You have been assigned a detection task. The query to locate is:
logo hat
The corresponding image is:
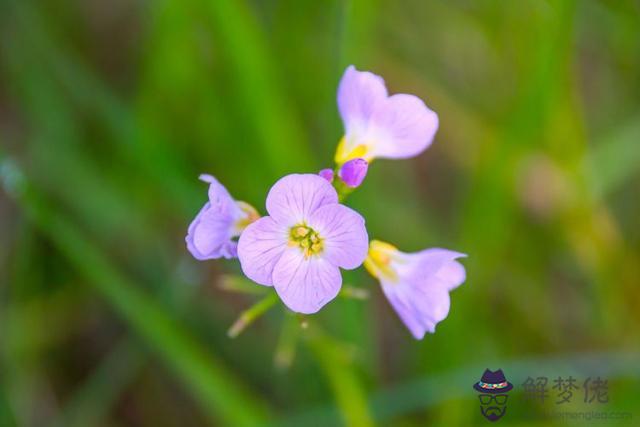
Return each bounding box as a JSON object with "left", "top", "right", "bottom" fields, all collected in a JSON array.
[{"left": 473, "top": 369, "right": 513, "bottom": 394}]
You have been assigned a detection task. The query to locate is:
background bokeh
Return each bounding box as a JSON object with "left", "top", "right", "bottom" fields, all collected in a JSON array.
[{"left": 1, "top": 0, "right": 639, "bottom": 426}]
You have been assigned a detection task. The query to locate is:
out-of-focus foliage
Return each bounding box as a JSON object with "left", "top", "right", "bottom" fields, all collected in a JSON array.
[{"left": 1, "top": 0, "right": 639, "bottom": 426}]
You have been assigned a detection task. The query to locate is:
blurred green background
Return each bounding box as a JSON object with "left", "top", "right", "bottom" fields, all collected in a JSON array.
[{"left": 1, "top": 0, "right": 639, "bottom": 426}]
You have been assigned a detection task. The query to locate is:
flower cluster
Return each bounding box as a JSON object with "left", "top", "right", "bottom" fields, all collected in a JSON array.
[{"left": 186, "top": 65, "right": 467, "bottom": 339}]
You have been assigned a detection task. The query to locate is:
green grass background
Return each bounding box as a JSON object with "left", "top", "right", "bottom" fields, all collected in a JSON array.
[{"left": 1, "top": 0, "right": 639, "bottom": 426}]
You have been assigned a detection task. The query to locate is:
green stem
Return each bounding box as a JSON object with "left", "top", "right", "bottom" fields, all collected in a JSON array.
[
  {"left": 331, "top": 164, "right": 358, "bottom": 202},
  {"left": 334, "top": 178, "right": 356, "bottom": 202},
  {"left": 0, "top": 384, "right": 17, "bottom": 427},
  {"left": 273, "top": 313, "right": 299, "bottom": 370},
  {"left": 339, "top": 286, "right": 370, "bottom": 300},
  {"left": 305, "top": 327, "right": 374, "bottom": 427},
  {"left": 227, "top": 293, "right": 279, "bottom": 338},
  {"left": 218, "top": 274, "right": 269, "bottom": 295}
]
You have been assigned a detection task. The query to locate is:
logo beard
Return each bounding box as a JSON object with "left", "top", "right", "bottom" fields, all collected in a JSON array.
[{"left": 481, "top": 405, "right": 506, "bottom": 421}]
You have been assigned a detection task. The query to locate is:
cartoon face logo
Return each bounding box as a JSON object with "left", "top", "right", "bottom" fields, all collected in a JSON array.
[{"left": 473, "top": 369, "right": 513, "bottom": 422}]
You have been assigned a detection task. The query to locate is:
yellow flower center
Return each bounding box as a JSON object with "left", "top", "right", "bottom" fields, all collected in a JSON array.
[
  {"left": 334, "top": 136, "right": 371, "bottom": 165},
  {"left": 363, "top": 240, "right": 399, "bottom": 282},
  {"left": 233, "top": 201, "right": 260, "bottom": 233},
  {"left": 289, "top": 224, "right": 324, "bottom": 258}
]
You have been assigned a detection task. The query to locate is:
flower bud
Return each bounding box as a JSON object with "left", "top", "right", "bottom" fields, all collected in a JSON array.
[
  {"left": 318, "top": 168, "right": 334, "bottom": 183},
  {"left": 338, "top": 158, "right": 368, "bottom": 188}
]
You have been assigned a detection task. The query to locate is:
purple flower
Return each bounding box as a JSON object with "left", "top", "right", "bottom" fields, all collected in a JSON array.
[
  {"left": 338, "top": 158, "right": 368, "bottom": 188},
  {"left": 237, "top": 174, "right": 369, "bottom": 314},
  {"left": 318, "top": 168, "right": 334, "bottom": 183},
  {"left": 335, "top": 65, "right": 439, "bottom": 164},
  {"left": 186, "top": 174, "right": 259, "bottom": 260},
  {"left": 364, "top": 240, "right": 466, "bottom": 339}
]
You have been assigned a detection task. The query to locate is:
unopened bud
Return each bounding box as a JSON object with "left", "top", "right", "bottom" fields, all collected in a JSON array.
[
  {"left": 338, "top": 158, "right": 368, "bottom": 188},
  {"left": 318, "top": 168, "right": 334, "bottom": 183}
]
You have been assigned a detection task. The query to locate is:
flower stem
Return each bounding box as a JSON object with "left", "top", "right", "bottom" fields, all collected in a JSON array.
[
  {"left": 332, "top": 171, "right": 356, "bottom": 202},
  {"left": 227, "top": 292, "right": 279, "bottom": 338},
  {"left": 273, "top": 313, "right": 299, "bottom": 370},
  {"left": 339, "top": 285, "right": 370, "bottom": 300},
  {"left": 218, "top": 274, "right": 269, "bottom": 295},
  {"left": 305, "top": 326, "right": 373, "bottom": 427}
]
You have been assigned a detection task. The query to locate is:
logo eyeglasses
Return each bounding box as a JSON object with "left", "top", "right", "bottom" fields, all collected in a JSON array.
[{"left": 478, "top": 394, "right": 508, "bottom": 405}]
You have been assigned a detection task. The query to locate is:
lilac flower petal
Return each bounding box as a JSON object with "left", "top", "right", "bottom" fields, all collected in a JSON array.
[
  {"left": 308, "top": 204, "right": 368, "bottom": 269},
  {"left": 381, "top": 287, "right": 430, "bottom": 339},
  {"left": 185, "top": 174, "right": 249, "bottom": 261},
  {"left": 338, "top": 158, "right": 368, "bottom": 188},
  {"left": 437, "top": 259, "right": 466, "bottom": 291},
  {"left": 265, "top": 174, "right": 338, "bottom": 225},
  {"left": 186, "top": 202, "right": 236, "bottom": 260},
  {"left": 218, "top": 242, "right": 238, "bottom": 259},
  {"left": 382, "top": 282, "right": 450, "bottom": 339},
  {"left": 272, "top": 248, "right": 342, "bottom": 314},
  {"left": 338, "top": 65, "right": 388, "bottom": 136},
  {"left": 236, "top": 172, "right": 371, "bottom": 313},
  {"left": 408, "top": 282, "right": 451, "bottom": 329},
  {"left": 368, "top": 93, "right": 439, "bottom": 159},
  {"left": 373, "top": 246, "right": 466, "bottom": 339},
  {"left": 199, "top": 174, "right": 239, "bottom": 215},
  {"left": 318, "top": 168, "right": 334, "bottom": 183},
  {"left": 237, "top": 216, "right": 288, "bottom": 286},
  {"left": 408, "top": 248, "right": 467, "bottom": 286}
]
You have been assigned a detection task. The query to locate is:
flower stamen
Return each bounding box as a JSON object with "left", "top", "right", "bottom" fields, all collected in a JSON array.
[
  {"left": 335, "top": 136, "right": 370, "bottom": 165},
  {"left": 289, "top": 224, "right": 324, "bottom": 258},
  {"left": 233, "top": 201, "right": 260, "bottom": 233},
  {"left": 364, "top": 240, "right": 399, "bottom": 282}
]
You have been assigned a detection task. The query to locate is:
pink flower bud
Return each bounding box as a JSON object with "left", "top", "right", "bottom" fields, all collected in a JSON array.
[
  {"left": 318, "top": 168, "right": 334, "bottom": 183},
  {"left": 338, "top": 158, "right": 368, "bottom": 188}
]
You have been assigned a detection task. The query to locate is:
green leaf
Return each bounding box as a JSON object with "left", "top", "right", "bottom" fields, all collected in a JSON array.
[{"left": 1, "top": 156, "right": 270, "bottom": 427}]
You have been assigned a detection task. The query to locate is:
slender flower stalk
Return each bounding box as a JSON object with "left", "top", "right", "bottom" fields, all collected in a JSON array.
[
  {"left": 339, "top": 286, "right": 370, "bottom": 300},
  {"left": 218, "top": 275, "right": 269, "bottom": 295},
  {"left": 227, "top": 293, "right": 279, "bottom": 338},
  {"left": 273, "top": 314, "right": 300, "bottom": 370}
]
